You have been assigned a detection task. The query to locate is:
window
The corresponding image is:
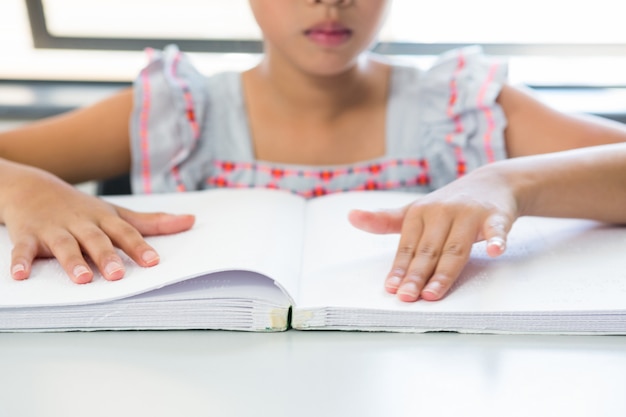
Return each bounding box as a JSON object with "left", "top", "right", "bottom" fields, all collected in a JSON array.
[
  {"left": 31, "top": 0, "right": 626, "bottom": 55},
  {"left": 3, "top": 0, "right": 626, "bottom": 85},
  {"left": 30, "top": 0, "right": 263, "bottom": 53}
]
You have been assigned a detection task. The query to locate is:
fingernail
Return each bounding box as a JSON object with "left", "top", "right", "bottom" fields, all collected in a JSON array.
[
  {"left": 73, "top": 265, "right": 91, "bottom": 281},
  {"left": 105, "top": 260, "right": 124, "bottom": 278},
  {"left": 397, "top": 282, "right": 419, "bottom": 299},
  {"left": 386, "top": 276, "right": 402, "bottom": 291},
  {"left": 487, "top": 236, "right": 505, "bottom": 249},
  {"left": 11, "top": 264, "right": 26, "bottom": 279},
  {"left": 423, "top": 280, "right": 442, "bottom": 298},
  {"left": 142, "top": 250, "right": 160, "bottom": 265},
  {"left": 487, "top": 237, "right": 506, "bottom": 257}
]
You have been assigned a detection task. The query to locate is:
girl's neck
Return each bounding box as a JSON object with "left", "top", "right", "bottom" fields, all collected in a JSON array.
[
  {"left": 245, "top": 52, "right": 389, "bottom": 121},
  {"left": 242, "top": 52, "right": 391, "bottom": 165}
]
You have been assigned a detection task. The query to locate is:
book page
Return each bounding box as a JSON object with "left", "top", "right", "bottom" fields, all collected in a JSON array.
[
  {"left": 296, "top": 191, "right": 414, "bottom": 303},
  {"left": 297, "top": 191, "right": 626, "bottom": 313},
  {"left": 0, "top": 188, "right": 305, "bottom": 308}
]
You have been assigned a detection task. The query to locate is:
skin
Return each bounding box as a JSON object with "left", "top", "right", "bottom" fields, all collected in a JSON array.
[
  {"left": 369, "top": 90, "right": 626, "bottom": 302},
  {"left": 349, "top": 143, "right": 626, "bottom": 301},
  {"left": 1, "top": 0, "right": 626, "bottom": 300},
  {"left": 244, "top": 0, "right": 391, "bottom": 165},
  {"left": 0, "top": 160, "right": 195, "bottom": 283}
]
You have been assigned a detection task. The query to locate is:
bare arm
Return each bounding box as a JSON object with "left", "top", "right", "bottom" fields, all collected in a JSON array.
[
  {"left": 0, "top": 88, "right": 134, "bottom": 184},
  {"left": 499, "top": 85, "right": 626, "bottom": 157},
  {"left": 510, "top": 143, "right": 626, "bottom": 223}
]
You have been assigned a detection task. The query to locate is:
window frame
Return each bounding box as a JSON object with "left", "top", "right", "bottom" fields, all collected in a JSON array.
[
  {"left": 4, "top": 1, "right": 625, "bottom": 126},
  {"left": 25, "top": 0, "right": 626, "bottom": 56}
]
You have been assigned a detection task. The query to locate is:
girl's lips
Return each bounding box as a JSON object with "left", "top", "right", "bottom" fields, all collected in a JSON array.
[{"left": 304, "top": 22, "right": 353, "bottom": 47}]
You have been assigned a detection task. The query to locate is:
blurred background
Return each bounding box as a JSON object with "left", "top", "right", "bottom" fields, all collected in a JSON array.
[{"left": 1, "top": 0, "right": 626, "bottom": 132}]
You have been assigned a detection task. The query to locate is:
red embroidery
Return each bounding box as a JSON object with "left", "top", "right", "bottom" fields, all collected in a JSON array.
[
  {"left": 271, "top": 168, "right": 285, "bottom": 179},
  {"left": 312, "top": 186, "right": 327, "bottom": 197},
  {"left": 221, "top": 161, "right": 235, "bottom": 172},
  {"left": 368, "top": 164, "right": 382, "bottom": 174},
  {"left": 206, "top": 157, "right": 432, "bottom": 198},
  {"left": 457, "top": 161, "right": 467, "bottom": 176},
  {"left": 364, "top": 180, "right": 379, "bottom": 190},
  {"left": 210, "top": 177, "right": 229, "bottom": 187}
]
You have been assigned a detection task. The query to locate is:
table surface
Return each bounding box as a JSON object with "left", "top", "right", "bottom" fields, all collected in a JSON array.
[
  {"left": 1, "top": 121, "right": 626, "bottom": 416},
  {"left": 1, "top": 330, "right": 625, "bottom": 417}
]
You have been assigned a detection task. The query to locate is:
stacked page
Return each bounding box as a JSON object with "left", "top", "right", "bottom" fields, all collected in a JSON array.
[
  {"left": 0, "top": 190, "right": 299, "bottom": 331},
  {"left": 294, "top": 191, "right": 626, "bottom": 334},
  {"left": 1, "top": 188, "right": 626, "bottom": 334}
]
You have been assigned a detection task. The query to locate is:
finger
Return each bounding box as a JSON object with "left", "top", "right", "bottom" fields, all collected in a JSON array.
[
  {"left": 71, "top": 225, "right": 126, "bottom": 281},
  {"left": 385, "top": 209, "right": 424, "bottom": 296},
  {"left": 44, "top": 231, "right": 94, "bottom": 284},
  {"left": 348, "top": 207, "right": 406, "bottom": 234},
  {"left": 396, "top": 217, "right": 453, "bottom": 302},
  {"left": 419, "top": 222, "right": 478, "bottom": 301},
  {"left": 116, "top": 207, "right": 195, "bottom": 236},
  {"left": 482, "top": 214, "right": 514, "bottom": 258},
  {"left": 99, "top": 216, "right": 161, "bottom": 268},
  {"left": 10, "top": 234, "right": 38, "bottom": 280}
]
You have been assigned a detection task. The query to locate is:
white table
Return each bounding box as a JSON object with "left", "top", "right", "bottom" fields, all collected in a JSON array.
[
  {"left": 1, "top": 330, "right": 625, "bottom": 417},
  {"left": 1, "top": 119, "right": 626, "bottom": 416}
]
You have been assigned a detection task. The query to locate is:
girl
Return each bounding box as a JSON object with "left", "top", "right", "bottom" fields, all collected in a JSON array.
[{"left": 1, "top": 0, "right": 625, "bottom": 302}]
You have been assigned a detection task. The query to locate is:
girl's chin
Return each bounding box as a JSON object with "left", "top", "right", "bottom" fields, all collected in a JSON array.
[{"left": 297, "top": 56, "right": 362, "bottom": 77}]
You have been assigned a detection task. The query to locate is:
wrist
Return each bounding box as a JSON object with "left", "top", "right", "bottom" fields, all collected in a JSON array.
[
  {"left": 475, "top": 159, "right": 535, "bottom": 218},
  {"left": 500, "top": 161, "right": 535, "bottom": 218},
  {"left": 489, "top": 154, "right": 566, "bottom": 218},
  {"left": 0, "top": 160, "right": 69, "bottom": 222}
]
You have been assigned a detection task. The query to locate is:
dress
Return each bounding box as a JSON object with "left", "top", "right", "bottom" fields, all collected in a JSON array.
[{"left": 129, "top": 45, "right": 508, "bottom": 198}]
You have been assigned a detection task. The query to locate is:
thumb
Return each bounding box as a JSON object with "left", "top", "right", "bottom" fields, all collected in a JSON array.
[
  {"left": 482, "top": 213, "right": 514, "bottom": 258},
  {"left": 348, "top": 207, "right": 406, "bottom": 234},
  {"left": 116, "top": 206, "right": 196, "bottom": 236}
]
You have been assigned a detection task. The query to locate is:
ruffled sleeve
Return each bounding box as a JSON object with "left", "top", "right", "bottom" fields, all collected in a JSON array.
[
  {"left": 129, "top": 45, "right": 209, "bottom": 194},
  {"left": 415, "top": 46, "right": 509, "bottom": 189}
]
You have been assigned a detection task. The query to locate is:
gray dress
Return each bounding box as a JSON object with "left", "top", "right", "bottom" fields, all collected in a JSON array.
[{"left": 130, "top": 45, "right": 508, "bottom": 197}]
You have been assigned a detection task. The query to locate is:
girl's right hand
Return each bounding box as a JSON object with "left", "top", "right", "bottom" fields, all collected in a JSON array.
[{"left": 0, "top": 161, "right": 195, "bottom": 283}]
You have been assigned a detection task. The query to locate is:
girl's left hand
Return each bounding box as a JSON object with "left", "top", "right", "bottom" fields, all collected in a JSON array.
[{"left": 348, "top": 165, "right": 519, "bottom": 302}]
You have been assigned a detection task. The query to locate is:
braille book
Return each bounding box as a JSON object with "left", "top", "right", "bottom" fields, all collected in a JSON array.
[{"left": 1, "top": 188, "right": 625, "bottom": 334}]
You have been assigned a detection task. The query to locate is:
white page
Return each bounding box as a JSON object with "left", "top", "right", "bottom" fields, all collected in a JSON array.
[
  {"left": 124, "top": 270, "right": 287, "bottom": 305},
  {"left": 297, "top": 191, "right": 626, "bottom": 313},
  {"left": 0, "top": 188, "right": 305, "bottom": 307},
  {"left": 296, "top": 191, "right": 414, "bottom": 305}
]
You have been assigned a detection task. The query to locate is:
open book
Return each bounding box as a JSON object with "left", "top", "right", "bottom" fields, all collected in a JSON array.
[{"left": 1, "top": 188, "right": 626, "bottom": 334}]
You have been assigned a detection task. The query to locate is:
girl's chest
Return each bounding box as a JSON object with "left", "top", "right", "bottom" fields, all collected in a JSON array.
[{"left": 248, "top": 105, "right": 388, "bottom": 166}]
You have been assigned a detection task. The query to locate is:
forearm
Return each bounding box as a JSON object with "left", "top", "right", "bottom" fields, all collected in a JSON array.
[
  {"left": 0, "top": 159, "right": 23, "bottom": 220},
  {"left": 497, "top": 143, "right": 626, "bottom": 223},
  {"left": 0, "top": 88, "right": 134, "bottom": 184}
]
